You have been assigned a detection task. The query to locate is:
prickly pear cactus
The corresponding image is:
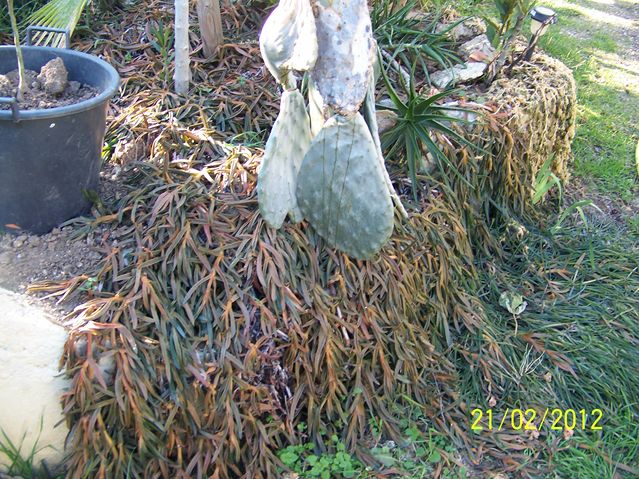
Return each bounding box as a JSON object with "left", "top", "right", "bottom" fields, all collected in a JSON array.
[
  {"left": 259, "top": 0, "right": 317, "bottom": 85},
  {"left": 307, "top": 78, "right": 325, "bottom": 136},
  {"left": 311, "top": 0, "right": 375, "bottom": 116},
  {"left": 257, "top": 89, "right": 312, "bottom": 228},
  {"left": 296, "top": 114, "right": 394, "bottom": 259},
  {"left": 257, "top": 0, "right": 403, "bottom": 259},
  {"left": 361, "top": 76, "right": 408, "bottom": 219}
]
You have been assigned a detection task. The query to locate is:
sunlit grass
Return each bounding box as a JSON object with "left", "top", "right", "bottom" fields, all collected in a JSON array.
[{"left": 539, "top": 0, "right": 638, "bottom": 202}]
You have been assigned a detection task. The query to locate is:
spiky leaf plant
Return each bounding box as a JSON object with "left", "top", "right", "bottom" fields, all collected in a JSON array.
[
  {"left": 379, "top": 59, "right": 476, "bottom": 199},
  {"left": 371, "top": 0, "right": 461, "bottom": 80}
]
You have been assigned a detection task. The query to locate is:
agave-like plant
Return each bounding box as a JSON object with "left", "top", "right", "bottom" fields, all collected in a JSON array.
[
  {"left": 379, "top": 58, "right": 476, "bottom": 199},
  {"left": 370, "top": 0, "right": 462, "bottom": 80}
]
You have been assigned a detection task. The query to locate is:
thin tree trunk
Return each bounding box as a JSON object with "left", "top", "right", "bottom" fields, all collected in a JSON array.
[
  {"left": 6, "top": 0, "right": 27, "bottom": 101},
  {"left": 485, "top": 12, "right": 525, "bottom": 85},
  {"left": 196, "top": 0, "right": 223, "bottom": 58},
  {"left": 174, "top": 0, "right": 191, "bottom": 95}
]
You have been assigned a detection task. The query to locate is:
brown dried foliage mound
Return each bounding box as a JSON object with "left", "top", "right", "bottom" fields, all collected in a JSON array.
[{"left": 29, "top": 2, "right": 577, "bottom": 477}]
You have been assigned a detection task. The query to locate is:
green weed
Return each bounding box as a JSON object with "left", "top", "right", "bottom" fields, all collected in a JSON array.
[
  {"left": 277, "top": 433, "right": 366, "bottom": 479},
  {"left": 0, "top": 425, "right": 63, "bottom": 479}
]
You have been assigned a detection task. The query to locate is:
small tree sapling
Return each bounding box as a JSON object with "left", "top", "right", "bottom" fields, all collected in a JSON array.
[
  {"left": 5, "top": 0, "right": 28, "bottom": 101},
  {"left": 173, "top": 0, "right": 191, "bottom": 94}
]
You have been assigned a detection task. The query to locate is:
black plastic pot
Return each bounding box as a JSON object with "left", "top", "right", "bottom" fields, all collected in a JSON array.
[{"left": 0, "top": 45, "right": 119, "bottom": 234}]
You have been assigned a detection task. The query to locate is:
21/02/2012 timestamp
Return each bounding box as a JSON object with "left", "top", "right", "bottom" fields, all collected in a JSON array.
[{"left": 470, "top": 408, "right": 603, "bottom": 432}]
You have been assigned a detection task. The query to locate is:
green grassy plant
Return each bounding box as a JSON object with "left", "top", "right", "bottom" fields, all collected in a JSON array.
[
  {"left": 148, "top": 19, "right": 174, "bottom": 89},
  {"left": 371, "top": 0, "right": 460, "bottom": 78},
  {"left": 537, "top": 1, "right": 638, "bottom": 202},
  {"left": 0, "top": 425, "right": 63, "bottom": 479},
  {"left": 0, "top": 0, "right": 46, "bottom": 34}
]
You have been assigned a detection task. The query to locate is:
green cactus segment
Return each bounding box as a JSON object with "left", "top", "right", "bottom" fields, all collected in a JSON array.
[
  {"left": 259, "top": 0, "right": 317, "bottom": 85},
  {"left": 361, "top": 76, "right": 383, "bottom": 155},
  {"left": 307, "top": 77, "right": 326, "bottom": 136},
  {"left": 257, "top": 89, "right": 312, "bottom": 228},
  {"left": 361, "top": 78, "right": 408, "bottom": 218},
  {"left": 297, "top": 113, "right": 394, "bottom": 259}
]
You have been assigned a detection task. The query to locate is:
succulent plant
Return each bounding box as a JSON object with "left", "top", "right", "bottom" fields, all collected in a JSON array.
[
  {"left": 257, "top": 89, "right": 312, "bottom": 228},
  {"left": 311, "top": 0, "right": 375, "bottom": 116},
  {"left": 258, "top": 0, "right": 405, "bottom": 258},
  {"left": 297, "top": 114, "right": 395, "bottom": 259},
  {"left": 259, "top": 0, "right": 317, "bottom": 87}
]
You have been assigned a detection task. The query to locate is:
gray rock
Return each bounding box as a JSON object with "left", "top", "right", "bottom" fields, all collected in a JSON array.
[
  {"left": 430, "top": 62, "right": 487, "bottom": 89},
  {"left": 436, "top": 17, "right": 487, "bottom": 43},
  {"left": 12, "top": 235, "right": 28, "bottom": 248},
  {"left": 0, "top": 74, "right": 12, "bottom": 97},
  {"left": 441, "top": 101, "right": 479, "bottom": 123},
  {"left": 0, "top": 252, "right": 12, "bottom": 265},
  {"left": 37, "top": 57, "right": 68, "bottom": 95},
  {"left": 68, "top": 80, "right": 81, "bottom": 94},
  {"left": 376, "top": 109, "right": 398, "bottom": 135},
  {"left": 459, "top": 34, "right": 496, "bottom": 62}
]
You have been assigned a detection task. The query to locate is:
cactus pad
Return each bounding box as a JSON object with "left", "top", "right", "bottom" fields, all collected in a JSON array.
[
  {"left": 259, "top": 0, "right": 317, "bottom": 84},
  {"left": 257, "top": 89, "right": 312, "bottom": 228},
  {"left": 297, "top": 113, "right": 394, "bottom": 259}
]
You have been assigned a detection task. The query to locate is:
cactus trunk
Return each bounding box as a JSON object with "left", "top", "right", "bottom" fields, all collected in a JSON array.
[{"left": 258, "top": 0, "right": 403, "bottom": 259}]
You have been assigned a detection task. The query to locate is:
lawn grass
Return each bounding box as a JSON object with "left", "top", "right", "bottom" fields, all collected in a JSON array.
[
  {"left": 537, "top": 1, "right": 639, "bottom": 203},
  {"left": 0, "top": 0, "right": 48, "bottom": 36},
  {"left": 478, "top": 223, "right": 639, "bottom": 478}
]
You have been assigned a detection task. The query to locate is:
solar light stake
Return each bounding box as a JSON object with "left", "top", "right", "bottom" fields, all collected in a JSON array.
[{"left": 523, "top": 6, "right": 557, "bottom": 61}]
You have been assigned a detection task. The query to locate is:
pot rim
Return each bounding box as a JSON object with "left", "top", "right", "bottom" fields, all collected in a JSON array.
[{"left": 0, "top": 45, "right": 119, "bottom": 121}]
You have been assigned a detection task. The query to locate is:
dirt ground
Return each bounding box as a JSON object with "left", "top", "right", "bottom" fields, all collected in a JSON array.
[{"left": 0, "top": 174, "right": 119, "bottom": 321}]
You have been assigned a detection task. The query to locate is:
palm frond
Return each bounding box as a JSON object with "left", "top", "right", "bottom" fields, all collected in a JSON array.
[{"left": 26, "top": 0, "right": 88, "bottom": 47}]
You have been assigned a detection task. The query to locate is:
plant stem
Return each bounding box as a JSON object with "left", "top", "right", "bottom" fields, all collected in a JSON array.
[
  {"left": 173, "top": 0, "right": 191, "bottom": 95},
  {"left": 485, "top": 11, "right": 525, "bottom": 85},
  {"left": 6, "top": 0, "right": 28, "bottom": 102}
]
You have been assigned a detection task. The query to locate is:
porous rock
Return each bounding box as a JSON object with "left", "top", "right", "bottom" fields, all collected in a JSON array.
[
  {"left": 0, "top": 288, "right": 69, "bottom": 469},
  {"left": 436, "top": 17, "right": 487, "bottom": 42},
  {"left": 0, "top": 74, "right": 12, "bottom": 97},
  {"left": 430, "top": 62, "right": 487, "bottom": 89},
  {"left": 37, "top": 57, "right": 68, "bottom": 95},
  {"left": 376, "top": 109, "right": 398, "bottom": 135},
  {"left": 459, "top": 34, "right": 496, "bottom": 62}
]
